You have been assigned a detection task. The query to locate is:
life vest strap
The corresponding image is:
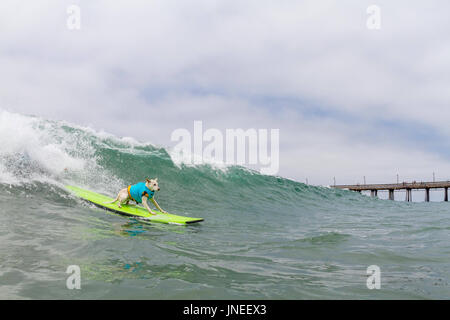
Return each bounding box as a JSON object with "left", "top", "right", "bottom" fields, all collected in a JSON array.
[{"left": 127, "top": 185, "right": 137, "bottom": 202}]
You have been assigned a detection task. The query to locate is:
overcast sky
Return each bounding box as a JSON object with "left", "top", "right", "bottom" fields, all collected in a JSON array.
[{"left": 1, "top": 0, "right": 450, "bottom": 185}]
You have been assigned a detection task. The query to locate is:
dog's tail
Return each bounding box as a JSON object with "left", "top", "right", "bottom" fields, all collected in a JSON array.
[{"left": 104, "top": 195, "right": 119, "bottom": 204}]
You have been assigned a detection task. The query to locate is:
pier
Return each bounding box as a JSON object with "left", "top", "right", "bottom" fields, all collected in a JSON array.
[{"left": 332, "top": 181, "right": 450, "bottom": 202}]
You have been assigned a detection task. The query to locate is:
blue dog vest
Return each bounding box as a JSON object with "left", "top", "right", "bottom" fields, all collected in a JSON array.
[{"left": 128, "top": 182, "right": 154, "bottom": 203}]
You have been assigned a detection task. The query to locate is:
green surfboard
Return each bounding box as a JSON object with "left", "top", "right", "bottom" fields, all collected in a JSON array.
[{"left": 66, "top": 185, "right": 204, "bottom": 225}]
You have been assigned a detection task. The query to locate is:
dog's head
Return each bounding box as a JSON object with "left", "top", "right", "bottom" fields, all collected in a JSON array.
[{"left": 145, "top": 178, "right": 160, "bottom": 192}]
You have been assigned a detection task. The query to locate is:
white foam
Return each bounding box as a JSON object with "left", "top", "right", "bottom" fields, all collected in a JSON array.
[
  {"left": 0, "top": 110, "right": 246, "bottom": 190},
  {"left": 0, "top": 110, "right": 171, "bottom": 196},
  {"left": 0, "top": 110, "right": 93, "bottom": 185},
  {"left": 168, "top": 146, "right": 229, "bottom": 172},
  {"left": 62, "top": 121, "right": 154, "bottom": 149}
]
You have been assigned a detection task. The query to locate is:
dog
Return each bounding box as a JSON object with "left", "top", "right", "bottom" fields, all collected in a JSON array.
[{"left": 107, "top": 178, "right": 167, "bottom": 215}]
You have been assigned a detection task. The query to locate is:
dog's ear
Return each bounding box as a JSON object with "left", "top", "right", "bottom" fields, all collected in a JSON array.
[
  {"left": 155, "top": 178, "right": 158, "bottom": 181},
  {"left": 145, "top": 178, "right": 150, "bottom": 183}
]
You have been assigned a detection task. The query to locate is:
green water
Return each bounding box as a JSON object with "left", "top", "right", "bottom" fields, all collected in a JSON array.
[{"left": 0, "top": 111, "right": 449, "bottom": 299}]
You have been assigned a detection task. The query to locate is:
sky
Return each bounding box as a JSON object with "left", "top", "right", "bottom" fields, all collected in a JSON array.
[{"left": 1, "top": 0, "right": 450, "bottom": 185}]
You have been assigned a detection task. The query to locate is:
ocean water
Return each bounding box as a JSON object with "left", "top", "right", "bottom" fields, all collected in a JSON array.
[{"left": 0, "top": 110, "right": 448, "bottom": 299}]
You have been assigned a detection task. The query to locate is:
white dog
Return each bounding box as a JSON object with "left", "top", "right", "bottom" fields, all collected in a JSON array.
[{"left": 107, "top": 178, "right": 166, "bottom": 215}]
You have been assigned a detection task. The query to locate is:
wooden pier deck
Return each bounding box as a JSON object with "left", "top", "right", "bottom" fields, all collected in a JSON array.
[{"left": 332, "top": 181, "right": 450, "bottom": 202}]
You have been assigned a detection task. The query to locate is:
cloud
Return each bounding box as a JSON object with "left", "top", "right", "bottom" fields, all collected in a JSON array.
[{"left": 1, "top": 0, "right": 450, "bottom": 184}]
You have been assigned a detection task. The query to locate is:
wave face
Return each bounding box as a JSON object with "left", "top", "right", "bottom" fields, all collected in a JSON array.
[{"left": 0, "top": 110, "right": 449, "bottom": 299}]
